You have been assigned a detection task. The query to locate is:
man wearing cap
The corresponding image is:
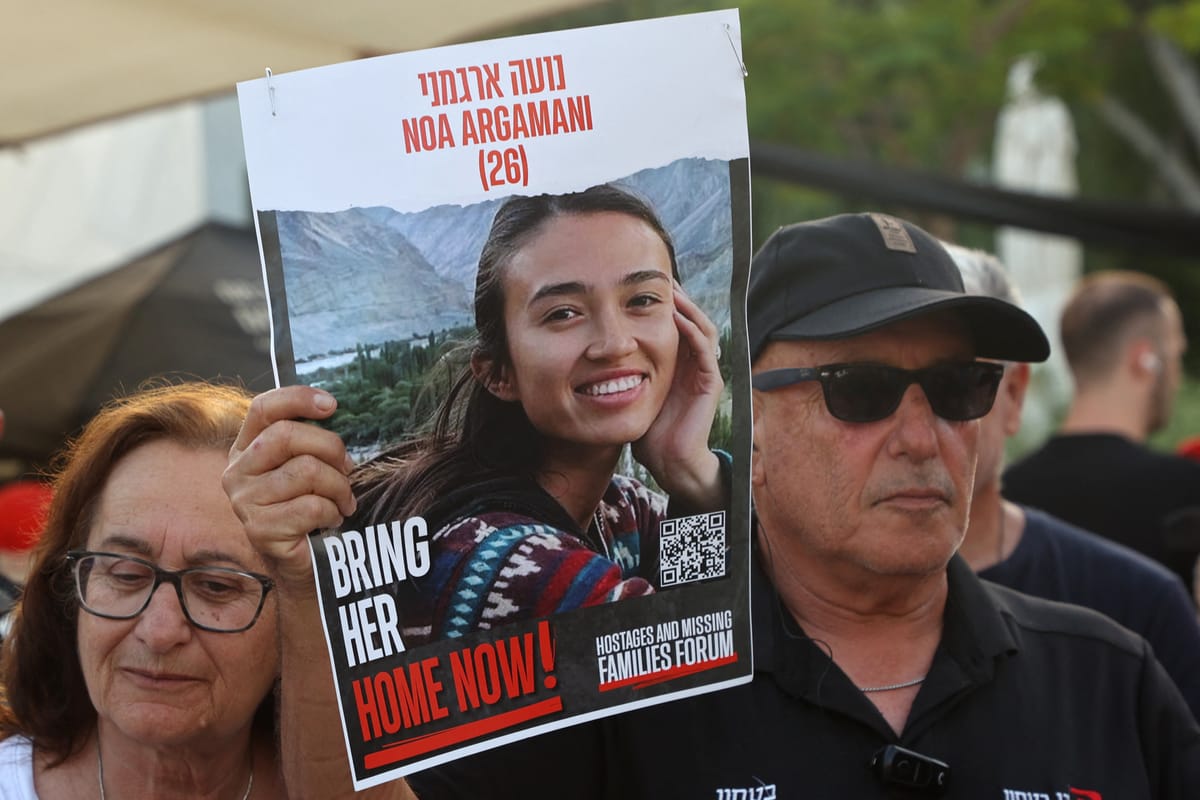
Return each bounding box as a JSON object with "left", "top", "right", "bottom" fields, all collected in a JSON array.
[
  {"left": 409, "top": 213, "right": 1199, "bottom": 799},
  {"left": 596, "top": 214, "right": 1197, "bottom": 797}
]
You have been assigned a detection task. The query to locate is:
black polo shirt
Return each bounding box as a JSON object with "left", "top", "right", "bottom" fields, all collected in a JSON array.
[{"left": 411, "top": 556, "right": 1200, "bottom": 798}]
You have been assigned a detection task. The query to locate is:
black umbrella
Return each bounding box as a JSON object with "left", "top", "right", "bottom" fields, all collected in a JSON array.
[{"left": 0, "top": 223, "right": 275, "bottom": 474}]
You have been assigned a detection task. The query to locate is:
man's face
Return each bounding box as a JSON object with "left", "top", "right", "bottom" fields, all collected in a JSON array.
[{"left": 751, "top": 313, "right": 980, "bottom": 582}]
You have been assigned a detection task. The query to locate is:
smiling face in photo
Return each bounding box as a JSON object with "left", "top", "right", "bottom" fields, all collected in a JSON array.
[
  {"left": 493, "top": 210, "right": 680, "bottom": 461},
  {"left": 76, "top": 440, "right": 278, "bottom": 749}
]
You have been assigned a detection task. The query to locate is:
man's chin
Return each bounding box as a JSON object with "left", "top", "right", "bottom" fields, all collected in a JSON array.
[{"left": 861, "top": 534, "right": 959, "bottom": 578}]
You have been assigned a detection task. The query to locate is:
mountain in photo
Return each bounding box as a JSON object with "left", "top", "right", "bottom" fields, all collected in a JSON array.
[{"left": 274, "top": 157, "right": 735, "bottom": 363}]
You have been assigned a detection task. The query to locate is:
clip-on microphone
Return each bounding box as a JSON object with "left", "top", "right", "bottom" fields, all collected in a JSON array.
[{"left": 870, "top": 744, "right": 950, "bottom": 795}]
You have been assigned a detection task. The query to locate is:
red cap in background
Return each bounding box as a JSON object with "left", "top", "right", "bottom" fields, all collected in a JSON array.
[
  {"left": 0, "top": 481, "right": 52, "bottom": 552},
  {"left": 1177, "top": 435, "right": 1200, "bottom": 463}
]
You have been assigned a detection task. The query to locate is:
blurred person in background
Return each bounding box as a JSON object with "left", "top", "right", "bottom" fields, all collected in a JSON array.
[
  {"left": 0, "top": 479, "right": 53, "bottom": 639},
  {"left": 0, "top": 383, "right": 287, "bottom": 799},
  {"left": 950, "top": 244, "right": 1200, "bottom": 719},
  {"left": 1177, "top": 434, "right": 1200, "bottom": 462},
  {"left": 1004, "top": 270, "right": 1200, "bottom": 598}
]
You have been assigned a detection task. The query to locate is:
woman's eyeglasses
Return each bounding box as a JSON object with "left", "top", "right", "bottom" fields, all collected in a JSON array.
[
  {"left": 751, "top": 361, "right": 1004, "bottom": 423},
  {"left": 65, "top": 551, "right": 274, "bottom": 633}
]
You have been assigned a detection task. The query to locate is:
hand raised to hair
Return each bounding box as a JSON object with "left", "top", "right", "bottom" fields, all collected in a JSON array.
[
  {"left": 632, "top": 283, "right": 726, "bottom": 512},
  {"left": 223, "top": 385, "right": 357, "bottom": 591}
]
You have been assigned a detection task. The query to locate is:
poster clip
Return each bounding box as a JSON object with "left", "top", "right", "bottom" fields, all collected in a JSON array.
[
  {"left": 265, "top": 68, "right": 277, "bottom": 117},
  {"left": 724, "top": 24, "right": 748, "bottom": 77}
]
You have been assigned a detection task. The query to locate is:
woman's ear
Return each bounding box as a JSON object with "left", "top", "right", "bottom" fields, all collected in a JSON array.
[{"left": 471, "top": 353, "right": 519, "bottom": 402}]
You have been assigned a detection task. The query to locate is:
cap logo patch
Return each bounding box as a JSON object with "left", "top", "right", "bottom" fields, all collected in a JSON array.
[{"left": 869, "top": 213, "right": 917, "bottom": 253}]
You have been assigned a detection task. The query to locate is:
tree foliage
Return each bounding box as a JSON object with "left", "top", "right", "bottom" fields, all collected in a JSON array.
[
  {"left": 501, "top": 0, "right": 1200, "bottom": 372},
  {"left": 307, "top": 331, "right": 468, "bottom": 452}
]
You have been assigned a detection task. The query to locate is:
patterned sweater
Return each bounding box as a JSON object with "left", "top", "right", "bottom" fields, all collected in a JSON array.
[{"left": 395, "top": 474, "right": 667, "bottom": 647}]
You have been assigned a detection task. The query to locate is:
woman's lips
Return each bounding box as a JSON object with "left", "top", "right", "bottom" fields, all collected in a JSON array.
[
  {"left": 578, "top": 373, "right": 646, "bottom": 397},
  {"left": 122, "top": 667, "right": 201, "bottom": 688}
]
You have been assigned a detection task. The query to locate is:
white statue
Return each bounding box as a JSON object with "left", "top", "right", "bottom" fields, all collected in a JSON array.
[
  {"left": 995, "top": 56, "right": 1079, "bottom": 199},
  {"left": 994, "top": 55, "right": 1083, "bottom": 445}
]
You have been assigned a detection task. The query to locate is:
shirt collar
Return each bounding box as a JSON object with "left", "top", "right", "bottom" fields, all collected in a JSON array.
[{"left": 751, "top": 550, "right": 1019, "bottom": 703}]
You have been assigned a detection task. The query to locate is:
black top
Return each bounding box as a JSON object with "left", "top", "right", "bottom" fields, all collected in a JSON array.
[
  {"left": 411, "top": 555, "right": 1200, "bottom": 798},
  {"left": 981, "top": 505, "right": 1200, "bottom": 720},
  {"left": 1003, "top": 433, "right": 1200, "bottom": 592}
]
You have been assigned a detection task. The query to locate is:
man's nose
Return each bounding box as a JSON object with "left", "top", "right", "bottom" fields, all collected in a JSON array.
[{"left": 886, "top": 383, "right": 941, "bottom": 460}]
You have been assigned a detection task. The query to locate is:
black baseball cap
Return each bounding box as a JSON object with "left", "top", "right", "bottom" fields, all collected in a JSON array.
[{"left": 748, "top": 213, "right": 1050, "bottom": 363}]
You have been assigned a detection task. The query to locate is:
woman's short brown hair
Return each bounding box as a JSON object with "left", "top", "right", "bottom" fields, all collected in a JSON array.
[{"left": 0, "top": 381, "right": 260, "bottom": 761}]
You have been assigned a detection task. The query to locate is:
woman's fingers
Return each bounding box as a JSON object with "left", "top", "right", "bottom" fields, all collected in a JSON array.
[
  {"left": 232, "top": 385, "right": 338, "bottom": 457},
  {"left": 224, "top": 387, "right": 357, "bottom": 584},
  {"left": 673, "top": 283, "right": 719, "bottom": 341},
  {"left": 234, "top": 417, "right": 355, "bottom": 498},
  {"left": 673, "top": 284, "right": 721, "bottom": 374}
]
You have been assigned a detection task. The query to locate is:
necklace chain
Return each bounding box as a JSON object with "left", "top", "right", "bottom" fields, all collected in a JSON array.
[
  {"left": 97, "top": 740, "right": 254, "bottom": 800},
  {"left": 591, "top": 508, "right": 613, "bottom": 560},
  {"left": 858, "top": 674, "right": 927, "bottom": 693}
]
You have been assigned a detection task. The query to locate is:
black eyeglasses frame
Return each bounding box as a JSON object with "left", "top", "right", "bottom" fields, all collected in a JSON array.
[{"left": 64, "top": 550, "right": 275, "bottom": 634}]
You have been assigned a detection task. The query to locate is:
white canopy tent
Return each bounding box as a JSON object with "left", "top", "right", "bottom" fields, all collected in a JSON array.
[
  {"left": 0, "top": 0, "right": 605, "bottom": 324},
  {"left": 0, "top": 0, "right": 605, "bottom": 145}
]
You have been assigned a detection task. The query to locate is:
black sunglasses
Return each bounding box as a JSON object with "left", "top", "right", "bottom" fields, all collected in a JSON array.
[{"left": 752, "top": 361, "right": 1004, "bottom": 423}]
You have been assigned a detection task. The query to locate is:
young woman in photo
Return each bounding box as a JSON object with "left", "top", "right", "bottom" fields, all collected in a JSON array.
[{"left": 227, "top": 184, "right": 728, "bottom": 646}]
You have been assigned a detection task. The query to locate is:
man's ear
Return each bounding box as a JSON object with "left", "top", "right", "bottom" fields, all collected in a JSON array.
[
  {"left": 1002, "top": 362, "right": 1032, "bottom": 437},
  {"left": 1124, "top": 337, "right": 1162, "bottom": 378},
  {"left": 750, "top": 398, "right": 767, "bottom": 488},
  {"left": 471, "top": 352, "right": 519, "bottom": 402}
]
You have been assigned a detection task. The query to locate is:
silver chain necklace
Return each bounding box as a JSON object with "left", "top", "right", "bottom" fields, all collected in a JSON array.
[
  {"left": 858, "top": 674, "right": 927, "bottom": 693},
  {"left": 97, "top": 741, "right": 254, "bottom": 800},
  {"left": 591, "top": 507, "right": 613, "bottom": 560}
]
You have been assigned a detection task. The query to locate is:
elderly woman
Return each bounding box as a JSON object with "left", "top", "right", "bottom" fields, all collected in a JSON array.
[{"left": 0, "top": 383, "right": 287, "bottom": 799}]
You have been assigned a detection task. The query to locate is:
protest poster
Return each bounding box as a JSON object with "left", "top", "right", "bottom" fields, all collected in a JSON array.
[{"left": 238, "top": 9, "right": 752, "bottom": 787}]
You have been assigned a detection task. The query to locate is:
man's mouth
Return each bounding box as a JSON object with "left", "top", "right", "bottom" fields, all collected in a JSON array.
[{"left": 875, "top": 488, "right": 950, "bottom": 508}]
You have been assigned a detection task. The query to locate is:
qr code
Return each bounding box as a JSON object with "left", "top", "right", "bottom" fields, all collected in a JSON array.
[{"left": 658, "top": 511, "right": 727, "bottom": 588}]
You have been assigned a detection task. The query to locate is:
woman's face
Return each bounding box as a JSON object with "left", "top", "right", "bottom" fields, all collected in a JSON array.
[
  {"left": 495, "top": 210, "right": 679, "bottom": 456},
  {"left": 76, "top": 440, "right": 279, "bottom": 749}
]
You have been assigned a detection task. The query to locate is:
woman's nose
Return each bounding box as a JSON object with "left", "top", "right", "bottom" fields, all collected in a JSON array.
[
  {"left": 586, "top": 309, "right": 638, "bottom": 360},
  {"left": 133, "top": 582, "right": 193, "bottom": 651}
]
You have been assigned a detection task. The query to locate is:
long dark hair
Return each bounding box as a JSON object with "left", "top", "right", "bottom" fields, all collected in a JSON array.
[
  {"left": 0, "top": 382, "right": 274, "bottom": 763},
  {"left": 352, "top": 183, "right": 677, "bottom": 527}
]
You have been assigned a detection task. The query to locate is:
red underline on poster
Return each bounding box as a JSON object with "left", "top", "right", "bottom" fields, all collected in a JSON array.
[
  {"left": 362, "top": 696, "right": 564, "bottom": 769},
  {"left": 598, "top": 653, "right": 739, "bottom": 693}
]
